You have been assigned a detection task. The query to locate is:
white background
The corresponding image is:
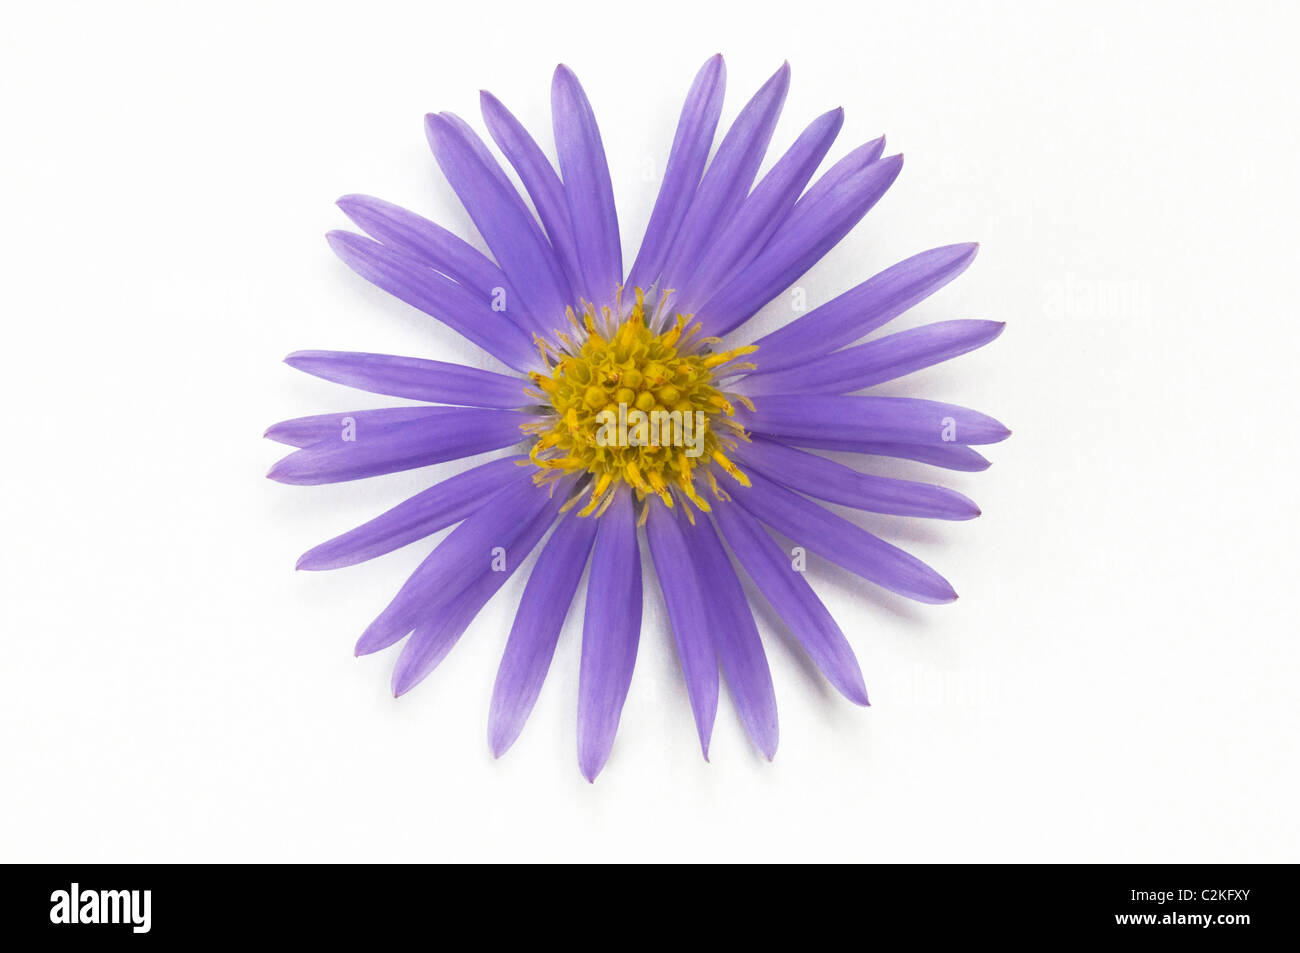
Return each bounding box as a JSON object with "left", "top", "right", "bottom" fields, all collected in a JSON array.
[{"left": 2, "top": 0, "right": 1297, "bottom": 862}]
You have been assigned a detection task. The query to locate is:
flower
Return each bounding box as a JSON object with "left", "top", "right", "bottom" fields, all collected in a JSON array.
[{"left": 266, "top": 56, "right": 1009, "bottom": 781}]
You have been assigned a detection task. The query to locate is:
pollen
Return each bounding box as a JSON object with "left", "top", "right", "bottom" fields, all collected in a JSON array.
[{"left": 525, "top": 289, "right": 756, "bottom": 515}]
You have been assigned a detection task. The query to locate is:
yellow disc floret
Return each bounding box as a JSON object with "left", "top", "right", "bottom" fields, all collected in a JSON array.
[{"left": 522, "top": 289, "right": 756, "bottom": 518}]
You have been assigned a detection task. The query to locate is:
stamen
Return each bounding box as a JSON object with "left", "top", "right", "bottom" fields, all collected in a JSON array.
[{"left": 702, "top": 345, "right": 759, "bottom": 369}]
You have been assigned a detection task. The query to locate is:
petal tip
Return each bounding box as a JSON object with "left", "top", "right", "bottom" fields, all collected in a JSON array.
[
  {"left": 295, "top": 550, "right": 332, "bottom": 572},
  {"left": 324, "top": 229, "right": 357, "bottom": 256},
  {"left": 949, "top": 490, "right": 983, "bottom": 521},
  {"left": 353, "top": 628, "right": 388, "bottom": 658},
  {"left": 423, "top": 112, "right": 448, "bottom": 141},
  {"left": 488, "top": 716, "right": 520, "bottom": 760},
  {"left": 578, "top": 747, "right": 609, "bottom": 783}
]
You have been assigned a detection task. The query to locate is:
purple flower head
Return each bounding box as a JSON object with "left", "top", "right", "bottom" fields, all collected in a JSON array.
[{"left": 267, "top": 57, "right": 1008, "bottom": 781}]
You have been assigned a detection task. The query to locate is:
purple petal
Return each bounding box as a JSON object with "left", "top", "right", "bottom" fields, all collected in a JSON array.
[
  {"left": 737, "top": 394, "right": 1010, "bottom": 446},
  {"left": 296, "top": 455, "right": 526, "bottom": 571},
  {"left": 577, "top": 489, "right": 642, "bottom": 782},
  {"left": 789, "top": 136, "right": 887, "bottom": 213},
  {"left": 676, "top": 108, "right": 844, "bottom": 312},
  {"left": 658, "top": 62, "right": 791, "bottom": 292},
  {"left": 779, "top": 437, "right": 993, "bottom": 472},
  {"left": 354, "top": 471, "right": 559, "bottom": 656},
  {"left": 744, "top": 320, "right": 1006, "bottom": 395},
  {"left": 681, "top": 512, "right": 778, "bottom": 759},
  {"left": 264, "top": 407, "right": 439, "bottom": 448},
  {"left": 750, "top": 243, "right": 979, "bottom": 374},
  {"left": 552, "top": 66, "right": 622, "bottom": 306},
  {"left": 425, "top": 112, "right": 572, "bottom": 319},
  {"left": 697, "top": 148, "right": 900, "bottom": 336},
  {"left": 284, "top": 350, "right": 527, "bottom": 408},
  {"left": 733, "top": 437, "right": 979, "bottom": 520},
  {"left": 335, "top": 194, "right": 538, "bottom": 334},
  {"left": 327, "top": 230, "right": 537, "bottom": 371},
  {"left": 727, "top": 469, "right": 958, "bottom": 604},
  {"left": 479, "top": 91, "right": 585, "bottom": 308},
  {"left": 389, "top": 572, "right": 495, "bottom": 698},
  {"left": 487, "top": 511, "right": 599, "bottom": 757},
  {"left": 266, "top": 407, "right": 533, "bottom": 486},
  {"left": 625, "top": 54, "right": 726, "bottom": 297},
  {"left": 390, "top": 483, "right": 568, "bottom": 697},
  {"left": 712, "top": 502, "right": 868, "bottom": 705},
  {"left": 645, "top": 502, "right": 718, "bottom": 759}
]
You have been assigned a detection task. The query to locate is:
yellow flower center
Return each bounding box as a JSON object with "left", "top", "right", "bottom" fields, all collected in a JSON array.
[{"left": 524, "top": 290, "right": 756, "bottom": 518}]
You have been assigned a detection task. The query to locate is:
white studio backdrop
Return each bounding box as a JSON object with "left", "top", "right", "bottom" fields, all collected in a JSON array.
[{"left": 1, "top": 0, "right": 1297, "bottom": 861}]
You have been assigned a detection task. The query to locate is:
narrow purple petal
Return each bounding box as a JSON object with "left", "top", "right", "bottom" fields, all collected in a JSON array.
[
  {"left": 354, "top": 471, "right": 557, "bottom": 656},
  {"left": 425, "top": 112, "right": 572, "bottom": 320},
  {"left": 750, "top": 243, "right": 980, "bottom": 374},
  {"left": 266, "top": 407, "right": 533, "bottom": 486},
  {"left": 488, "top": 511, "right": 599, "bottom": 757},
  {"left": 733, "top": 437, "right": 979, "bottom": 520},
  {"left": 296, "top": 455, "right": 526, "bottom": 571},
  {"left": 778, "top": 437, "right": 993, "bottom": 471},
  {"left": 389, "top": 572, "right": 496, "bottom": 697},
  {"left": 712, "top": 502, "right": 868, "bottom": 705},
  {"left": 479, "top": 91, "right": 585, "bottom": 308},
  {"left": 552, "top": 65, "right": 621, "bottom": 305},
  {"left": 725, "top": 469, "right": 958, "bottom": 604},
  {"left": 697, "top": 148, "right": 900, "bottom": 336},
  {"left": 659, "top": 62, "right": 791, "bottom": 291},
  {"left": 335, "top": 194, "right": 538, "bottom": 333},
  {"left": 681, "top": 512, "right": 778, "bottom": 759},
  {"left": 264, "top": 406, "right": 439, "bottom": 448},
  {"left": 789, "top": 136, "right": 887, "bottom": 214},
  {"left": 577, "top": 489, "right": 642, "bottom": 782},
  {"left": 645, "top": 502, "right": 718, "bottom": 759},
  {"left": 676, "top": 108, "right": 844, "bottom": 312},
  {"left": 390, "top": 483, "right": 568, "bottom": 697},
  {"left": 625, "top": 54, "right": 726, "bottom": 296},
  {"left": 744, "top": 320, "right": 1006, "bottom": 395},
  {"left": 327, "top": 230, "right": 537, "bottom": 371},
  {"left": 284, "top": 351, "right": 527, "bottom": 408},
  {"left": 736, "top": 394, "right": 1011, "bottom": 446}
]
